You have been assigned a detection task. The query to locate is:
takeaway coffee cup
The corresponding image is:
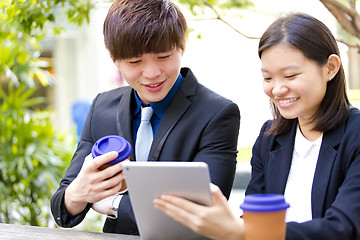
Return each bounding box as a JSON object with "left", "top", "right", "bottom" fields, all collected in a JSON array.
[
  {"left": 91, "top": 135, "right": 132, "bottom": 193},
  {"left": 240, "top": 194, "right": 290, "bottom": 240}
]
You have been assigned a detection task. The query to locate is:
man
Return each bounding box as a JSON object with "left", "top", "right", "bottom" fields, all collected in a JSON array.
[{"left": 51, "top": 0, "right": 240, "bottom": 235}]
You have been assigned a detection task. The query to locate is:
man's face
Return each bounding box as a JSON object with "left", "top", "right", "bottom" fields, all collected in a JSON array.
[{"left": 115, "top": 48, "right": 183, "bottom": 104}]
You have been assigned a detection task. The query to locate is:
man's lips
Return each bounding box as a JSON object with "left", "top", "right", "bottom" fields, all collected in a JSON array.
[
  {"left": 145, "top": 82, "right": 162, "bottom": 88},
  {"left": 143, "top": 80, "right": 165, "bottom": 92}
]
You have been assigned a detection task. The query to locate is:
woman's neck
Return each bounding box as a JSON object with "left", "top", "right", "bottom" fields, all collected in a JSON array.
[{"left": 298, "top": 123, "right": 323, "bottom": 142}]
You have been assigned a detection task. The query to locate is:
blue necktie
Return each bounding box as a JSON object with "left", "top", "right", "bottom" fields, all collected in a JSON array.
[{"left": 135, "top": 106, "right": 153, "bottom": 161}]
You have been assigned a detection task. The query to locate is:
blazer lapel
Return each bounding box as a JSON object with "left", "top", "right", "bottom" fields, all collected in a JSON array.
[
  {"left": 266, "top": 122, "right": 297, "bottom": 194},
  {"left": 149, "top": 68, "right": 196, "bottom": 160},
  {"left": 116, "top": 87, "right": 136, "bottom": 159},
  {"left": 311, "top": 122, "right": 343, "bottom": 218}
]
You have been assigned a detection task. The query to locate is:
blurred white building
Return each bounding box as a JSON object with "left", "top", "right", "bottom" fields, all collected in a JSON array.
[
  {"left": 41, "top": 0, "right": 360, "bottom": 222},
  {"left": 47, "top": 0, "right": 350, "bottom": 149}
]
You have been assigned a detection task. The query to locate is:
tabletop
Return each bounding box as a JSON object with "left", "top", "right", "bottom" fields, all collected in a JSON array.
[{"left": 0, "top": 223, "right": 141, "bottom": 240}]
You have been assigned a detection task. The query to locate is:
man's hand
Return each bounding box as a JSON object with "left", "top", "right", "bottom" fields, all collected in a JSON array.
[{"left": 64, "top": 152, "right": 127, "bottom": 216}]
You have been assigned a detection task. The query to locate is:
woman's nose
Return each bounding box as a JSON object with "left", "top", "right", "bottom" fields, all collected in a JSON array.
[{"left": 272, "top": 81, "right": 288, "bottom": 96}]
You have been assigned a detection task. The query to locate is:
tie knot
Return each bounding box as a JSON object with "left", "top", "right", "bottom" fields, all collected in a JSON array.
[{"left": 141, "top": 106, "right": 153, "bottom": 121}]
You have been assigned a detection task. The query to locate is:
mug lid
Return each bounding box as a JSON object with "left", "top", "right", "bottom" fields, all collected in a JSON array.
[
  {"left": 91, "top": 135, "right": 132, "bottom": 165},
  {"left": 240, "top": 194, "right": 290, "bottom": 212}
]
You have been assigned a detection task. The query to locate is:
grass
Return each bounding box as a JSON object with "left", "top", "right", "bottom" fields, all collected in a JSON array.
[
  {"left": 349, "top": 89, "right": 360, "bottom": 109},
  {"left": 237, "top": 146, "right": 252, "bottom": 162}
]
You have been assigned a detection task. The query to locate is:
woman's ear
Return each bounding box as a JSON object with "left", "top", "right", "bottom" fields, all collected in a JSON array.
[{"left": 326, "top": 54, "right": 341, "bottom": 81}]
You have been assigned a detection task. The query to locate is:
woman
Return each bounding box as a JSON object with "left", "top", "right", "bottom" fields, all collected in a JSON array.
[{"left": 154, "top": 12, "right": 360, "bottom": 239}]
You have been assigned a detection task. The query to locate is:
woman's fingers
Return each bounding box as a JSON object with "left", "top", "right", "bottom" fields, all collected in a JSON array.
[
  {"left": 210, "top": 183, "right": 228, "bottom": 205},
  {"left": 154, "top": 195, "right": 201, "bottom": 230},
  {"left": 154, "top": 184, "right": 245, "bottom": 240}
]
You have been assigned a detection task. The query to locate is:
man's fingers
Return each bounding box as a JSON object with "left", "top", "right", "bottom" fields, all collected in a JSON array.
[
  {"left": 92, "top": 151, "right": 119, "bottom": 169},
  {"left": 98, "top": 171, "right": 124, "bottom": 190}
]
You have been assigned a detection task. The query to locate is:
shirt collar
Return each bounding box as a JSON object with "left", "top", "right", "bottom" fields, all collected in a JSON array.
[
  {"left": 294, "top": 126, "right": 323, "bottom": 158},
  {"left": 133, "top": 73, "right": 184, "bottom": 119}
]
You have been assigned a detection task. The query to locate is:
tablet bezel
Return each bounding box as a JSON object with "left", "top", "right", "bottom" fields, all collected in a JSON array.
[{"left": 122, "top": 161, "right": 212, "bottom": 240}]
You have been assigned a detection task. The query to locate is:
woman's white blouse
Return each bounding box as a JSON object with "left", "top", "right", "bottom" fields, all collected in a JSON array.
[{"left": 284, "top": 126, "right": 323, "bottom": 223}]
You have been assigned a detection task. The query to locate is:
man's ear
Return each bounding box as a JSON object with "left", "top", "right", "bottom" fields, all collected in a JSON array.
[
  {"left": 326, "top": 54, "right": 341, "bottom": 81},
  {"left": 114, "top": 60, "right": 120, "bottom": 68}
]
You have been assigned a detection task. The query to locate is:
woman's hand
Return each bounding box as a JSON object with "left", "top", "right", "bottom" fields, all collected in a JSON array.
[
  {"left": 154, "top": 184, "right": 244, "bottom": 240},
  {"left": 64, "top": 152, "right": 127, "bottom": 215}
]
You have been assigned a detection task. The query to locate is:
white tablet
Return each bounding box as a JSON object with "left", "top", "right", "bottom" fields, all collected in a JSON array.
[{"left": 122, "top": 161, "right": 212, "bottom": 240}]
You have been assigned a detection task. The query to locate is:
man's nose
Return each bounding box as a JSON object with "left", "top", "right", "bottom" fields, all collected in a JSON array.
[{"left": 143, "top": 62, "right": 161, "bottom": 79}]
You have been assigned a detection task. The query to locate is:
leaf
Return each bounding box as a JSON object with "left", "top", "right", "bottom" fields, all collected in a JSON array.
[
  {"left": 0, "top": 0, "right": 92, "bottom": 226},
  {"left": 4, "top": 65, "right": 19, "bottom": 85},
  {"left": 22, "top": 97, "right": 46, "bottom": 108},
  {"left": 34, "top": 69, "right": 48, "bottom": 86},
  {"left": 24, "top": 155, "right": 34, "bottom": 172}
]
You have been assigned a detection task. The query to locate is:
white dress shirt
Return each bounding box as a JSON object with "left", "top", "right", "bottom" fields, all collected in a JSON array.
[{"left": 284, "top": 126, "right": 323, "bottom": 223}]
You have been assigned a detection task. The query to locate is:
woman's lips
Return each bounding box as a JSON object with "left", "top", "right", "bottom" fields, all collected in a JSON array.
[{"left": 277, "top": 97, "right": 299, "bottom": 108}]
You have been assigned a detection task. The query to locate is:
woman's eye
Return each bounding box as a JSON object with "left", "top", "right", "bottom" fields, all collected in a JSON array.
[
  {"left": 285, "top": 74, "right": 297, "bottom": 79},
  {"left": 263, "top": 77, "right": 272, "bottom": 81}
]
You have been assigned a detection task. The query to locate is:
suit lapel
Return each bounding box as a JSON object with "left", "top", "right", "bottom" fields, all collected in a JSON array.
[
  {"left": 266, "top": 122, "right": 297, "bottom": 194},
  {"left": 266, "top": 120, "right": 343, "bottom": 218},
  {"left": 311, "top": 121, "right": 343, "bottom": 218},
  {"left": 116, "top": 87, "right": 135, "bottom": 159},
  {"left": 149, "top": 68, "right": 196, "bottom": 160}
]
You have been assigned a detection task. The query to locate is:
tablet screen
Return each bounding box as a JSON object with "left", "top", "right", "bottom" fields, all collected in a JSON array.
[{"left": 123, "top": 161, "right": 212, "bottom": 240}]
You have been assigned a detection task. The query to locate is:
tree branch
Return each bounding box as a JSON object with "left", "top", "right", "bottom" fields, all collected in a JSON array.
[
  {"left": 319, "top": 0, "right": 360, "bottom": 39},
  {"left": 319, "top": 0, "right": 355, "bottom": 16},
  {"left": 199, "top": 0, "right": 259, "bottom": 39},
  {"left": 191, "top": 0, "right": 360, "bottom": 51},
  {"left": 337, "top": 39, "right": 360, "bottom": 53},
  {"left": 350, "top": 0, "right": 356, "bottom": 10}
]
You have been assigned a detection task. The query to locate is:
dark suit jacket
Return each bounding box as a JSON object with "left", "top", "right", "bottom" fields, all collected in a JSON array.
[
  {"left": 246, "top": 107, "right": 360, "bottom": 240},
  {"left": 51, "top": 67, "right": 240, "bottom": 235}
]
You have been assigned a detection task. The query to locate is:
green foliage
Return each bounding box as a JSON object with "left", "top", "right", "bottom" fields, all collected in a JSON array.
[
  {"left": 177, "top": 0, "right": 253, "bottom": 15},
  {"left": 176, "top": 0, "right": 254, "bottom": 39},
  {"left": 0, "top": 0, "right": 93, "bottom": 226},
  {"left": 0, "top": 82, "right": 76, "bottom": 226},
  {"left": 0, "top": 0, "right": 93, "bottom": 87}
]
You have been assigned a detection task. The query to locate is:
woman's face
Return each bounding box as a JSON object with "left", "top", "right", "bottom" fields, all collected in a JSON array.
[{"left": 261, "top": 44, "right": 329, "bottom": 126}]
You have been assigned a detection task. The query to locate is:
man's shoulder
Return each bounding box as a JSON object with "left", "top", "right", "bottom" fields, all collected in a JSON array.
[
  {"left": 93, "top": 86, "right": 132, "bottom": 106},
  {"left": 98, "top": 86, "right": 131, "bottom": 99},
  {"left": 181, "top": 68, "right": 235, "bottom": 105},
  {"left": 194, "top": 82, "right": 236, "bottom": 108},
  {"left": 102, "top": 85, "right": 131, "bottom": 96}
]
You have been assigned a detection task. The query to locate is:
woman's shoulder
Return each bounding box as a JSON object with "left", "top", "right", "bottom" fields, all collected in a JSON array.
[
  {"left": 346, "top": 107, "right": 360, "bottom": 127},
  {"left": 349, "top": 107, "right": 360, "bottom": 117},
  {"left": 341, "top": 107, "right": 360, "bottom": 142}
]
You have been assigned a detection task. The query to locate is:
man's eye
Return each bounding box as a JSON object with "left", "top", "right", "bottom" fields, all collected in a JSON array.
[
  {"left": 158, "top": 55, "right": 170, "bottom": 59},
  {"left": 129, "top": 60, "right": 141, "bottom": 64}
]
